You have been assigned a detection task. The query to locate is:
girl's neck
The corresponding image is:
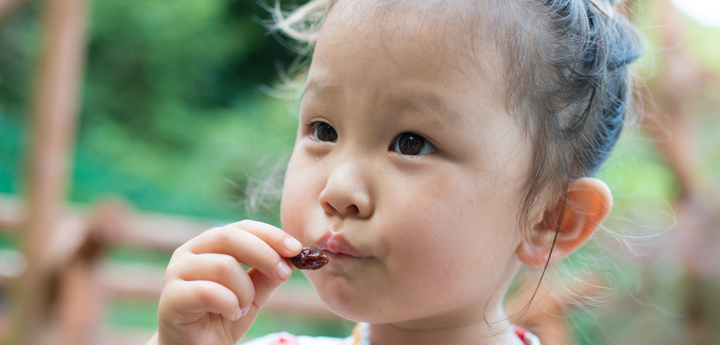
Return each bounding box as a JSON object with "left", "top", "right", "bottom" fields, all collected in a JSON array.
[{"left": 368, "top": 307, "right": 525, "bottom": 345}]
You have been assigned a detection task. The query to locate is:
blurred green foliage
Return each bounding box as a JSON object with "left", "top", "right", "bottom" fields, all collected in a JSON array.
[{"left": 0, "top": 0, "right": 307, "bottom": 222}]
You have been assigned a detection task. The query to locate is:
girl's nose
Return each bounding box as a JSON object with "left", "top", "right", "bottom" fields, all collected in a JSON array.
[{"left": 318, "top": 163, "right": 374, "bottom": 218}]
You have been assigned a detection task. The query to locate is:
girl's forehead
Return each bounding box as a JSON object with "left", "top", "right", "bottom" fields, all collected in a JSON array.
[
  {"left": 327, "top": 0, "right": 476, "bottom": 40},
  {"left": 305, "top": 0, "right": 525, "bottom": 146},
  {"left": 318, "top": 0, "right": 506, "bottom": 87},
  {"left": 327, "top": 0, "right": 502, "bottom": 35}
]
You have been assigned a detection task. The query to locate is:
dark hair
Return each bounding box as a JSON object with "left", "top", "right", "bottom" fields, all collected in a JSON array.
[
  {"left": 499, "top": 0, "right": 643, "bottom": 230},
  {"left": 463, "top": 0, "right": 643, "bottom": 315}
]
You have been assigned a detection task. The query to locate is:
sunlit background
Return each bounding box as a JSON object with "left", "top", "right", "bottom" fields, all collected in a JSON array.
[{"left": 0, "top": 0, "right": 719, "bottom": 344}]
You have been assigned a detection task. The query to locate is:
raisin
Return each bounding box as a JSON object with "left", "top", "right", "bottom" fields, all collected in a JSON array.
[{"left": 288, "top": 247, "right": 329, "bottom": 270}]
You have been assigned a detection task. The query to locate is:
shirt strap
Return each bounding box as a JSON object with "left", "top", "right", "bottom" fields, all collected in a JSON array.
[
  {"left": 514, "top": 326, "right": 541, "bottom": 345},
  {"left": 350, "top": 323, "right": 361, "bottom": 345}
]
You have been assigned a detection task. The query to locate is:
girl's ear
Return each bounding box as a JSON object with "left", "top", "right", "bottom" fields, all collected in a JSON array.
[{"left": 516, "top": 177, "right": 613, "bottom": 268}]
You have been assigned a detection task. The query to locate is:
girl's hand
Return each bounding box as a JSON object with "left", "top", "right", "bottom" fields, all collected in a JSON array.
[{"left": 150, "top": 220, "right": 302, "bottom": 345}]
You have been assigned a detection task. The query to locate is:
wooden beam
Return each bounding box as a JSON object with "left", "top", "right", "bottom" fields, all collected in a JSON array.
[
  {"left": 0, "top": 193, "right": 227, "bottom": 251},
  {"left": 6, "top": 0, "right": 89, "bottom": 343}
]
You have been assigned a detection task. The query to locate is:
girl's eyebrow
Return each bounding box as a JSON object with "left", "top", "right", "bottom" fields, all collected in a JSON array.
[
  {"left": 391, "top": 92, "right": 461, "bottom": 126},
  {"left": 302, "top": 82, "right": 341, "bottom": 102},
  {"left": 303, "top": 82, "right": 461, "bottom": 126}
]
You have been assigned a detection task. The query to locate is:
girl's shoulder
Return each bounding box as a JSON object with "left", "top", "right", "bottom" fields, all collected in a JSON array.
[{"left": 241, "top": 332, "right": 354, "bottom": 345}]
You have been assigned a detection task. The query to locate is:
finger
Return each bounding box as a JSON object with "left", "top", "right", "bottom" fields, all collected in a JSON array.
[
  {"left": 183, "top": 226, "right": 293, "bottom": 282},
  {"left": 226, "top": 220, "right": 303, "bottom": 258},
  {"left": 226, "top": 262, "right": 298, "bottom": 340},
  {"left": 246, "top": 261, "right": 295, "bottom": 310},
  {"left": 167, "top": 253, "right": 256, "bottom": 313},
  {"left": 162, "top": 280, "right": 244, "bottom": 323}
]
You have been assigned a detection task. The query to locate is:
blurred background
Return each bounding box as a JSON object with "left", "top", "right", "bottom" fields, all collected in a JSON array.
[{"left": 0, "top": 0, "right": 718, "bottom": 344}]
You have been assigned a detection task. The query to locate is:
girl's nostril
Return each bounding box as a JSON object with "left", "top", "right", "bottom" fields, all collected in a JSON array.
[
  {"left": 323, "top": 202, "right": 335, "bottom": 213},
  {"left": 347, "top": 205, "right": 359, "bottom": 214}
]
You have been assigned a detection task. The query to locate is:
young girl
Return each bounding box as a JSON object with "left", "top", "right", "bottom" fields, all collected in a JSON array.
[{"left": 147, "top": 0, "right": 641, "bottom": 344}]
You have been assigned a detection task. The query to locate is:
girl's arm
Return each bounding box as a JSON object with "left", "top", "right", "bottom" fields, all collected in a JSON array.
[{"left": 149, "top": 220, "right": 302, "bottom": 345}]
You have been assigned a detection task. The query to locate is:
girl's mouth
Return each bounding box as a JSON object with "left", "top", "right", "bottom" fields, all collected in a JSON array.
[{"left": 315, "top": 232, "right": 370, "bottom": 259}]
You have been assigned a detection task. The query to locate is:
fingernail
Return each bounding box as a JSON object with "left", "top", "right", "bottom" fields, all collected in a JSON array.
[
  {"left": 284, "top": 237, "right": 302, "bottom": 252},
  {"left": 276, "top": 261, "right": 292, "bottom": 280},
  {"left": 241, "top": 306, "right": 250, "bottom": 317},
  {"left": 232, "top": 308, "right": 244, "bottom": 321}
]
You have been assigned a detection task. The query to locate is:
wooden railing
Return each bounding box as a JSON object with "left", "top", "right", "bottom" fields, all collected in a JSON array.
[{"left": 0, "top": 193, "right": 336, "bottom": 344}]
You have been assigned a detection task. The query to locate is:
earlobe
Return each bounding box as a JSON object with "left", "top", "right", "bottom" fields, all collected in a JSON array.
[{"left": 516, "top": 178, "right": 613, "bottom": 268}]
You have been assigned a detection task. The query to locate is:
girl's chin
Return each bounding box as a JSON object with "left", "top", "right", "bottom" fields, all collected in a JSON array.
[
  {"left": 321, "top": 299, "right": 433, "bottom": 326},
  {"left": 312, "top": 281, "right": 413, "bottom": 324},
  {"left": 311, "top": 278, "right": 380, "bottom": 322},
  {"left": 321, "top": 300, "right": 395, "bottom": 324},
  {"left": 306, "top": 263, "right": 416, "bottom": 324}
]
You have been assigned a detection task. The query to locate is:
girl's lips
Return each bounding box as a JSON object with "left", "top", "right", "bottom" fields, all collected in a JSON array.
[{"left": 315, "top": 232, "right": 370, "bottom": 259}]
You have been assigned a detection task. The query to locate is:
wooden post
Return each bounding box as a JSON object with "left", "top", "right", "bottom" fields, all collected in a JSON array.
[
  {"left": 57, "top": 229, "right": 108, "bottom": 345},
  {"left": 7, "top": 0, "right": 89, "bottom": 344}
]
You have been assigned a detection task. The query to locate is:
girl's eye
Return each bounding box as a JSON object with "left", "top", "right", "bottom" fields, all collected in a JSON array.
[
  {"left": 313, "top": 122, "right": 338, "bottom": 142},
  {"left": 392, "top": 132, "right": 435, "bottom": 155}
]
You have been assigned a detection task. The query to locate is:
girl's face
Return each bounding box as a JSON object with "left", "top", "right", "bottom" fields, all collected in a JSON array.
[{"left": 281, "top": 1, "right": 531, "bottom": 328}]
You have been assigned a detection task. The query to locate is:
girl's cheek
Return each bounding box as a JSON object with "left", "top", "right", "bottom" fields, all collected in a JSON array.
[
  {"left": 280, "top": 154, "right": 319, "bottom": 241},
  {"left": 280, "top": 157, "right": 302, "bottom": 236},
  {"left": 280, "top": 199, "right": 303, "bottom": 239}
]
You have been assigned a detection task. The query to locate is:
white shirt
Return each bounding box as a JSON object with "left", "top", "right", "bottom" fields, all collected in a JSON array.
[{"left": 242, "top": 323, "right": 540, "bottom": 345}]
